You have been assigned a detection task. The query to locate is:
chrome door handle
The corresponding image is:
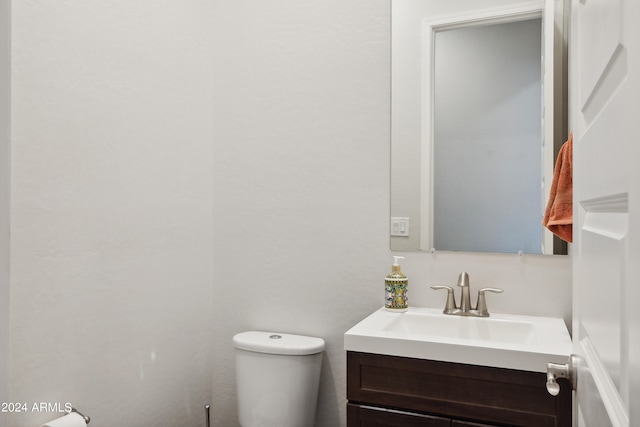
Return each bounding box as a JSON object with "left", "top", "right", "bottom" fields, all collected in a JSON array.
[{"left": 546, "top": 355, "right": 578, "bottom": 396}]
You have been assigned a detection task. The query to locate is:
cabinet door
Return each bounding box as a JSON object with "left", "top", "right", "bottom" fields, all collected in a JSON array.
[
  {"left": 347, "top": 351, "right": 571, "bottom": 427},
  {"left": 347, "top": 403, "right": 449, "bottom": 427}
]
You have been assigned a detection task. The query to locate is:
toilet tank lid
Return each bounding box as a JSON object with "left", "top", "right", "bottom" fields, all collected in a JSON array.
[{"left": 233, "top": 331, "right": 325, "bottom": 355}]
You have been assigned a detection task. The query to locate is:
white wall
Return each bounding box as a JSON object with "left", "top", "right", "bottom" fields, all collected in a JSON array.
[
  {"left": 211, "top": 1, "right": 392, "bottom": 425},
  {"left": 9, "top": 1, "right": 214, "bottom": 426},
  {"left": 1, "top": 1, "right": 10, "bottom": 426},
  {"left": 6, "top": 1, "right": 571, "bottom": 427},
  {"left": 212, "top": 1, "right": 570, "bottom": 427}
]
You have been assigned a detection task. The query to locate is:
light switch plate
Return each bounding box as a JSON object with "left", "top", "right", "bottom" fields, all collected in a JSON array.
[{"left": 390, "top": 217, "right": 410, "bottom": 237}]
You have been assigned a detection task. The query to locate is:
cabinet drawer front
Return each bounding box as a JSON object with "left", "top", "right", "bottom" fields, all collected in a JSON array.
[
  {"left": 452, "top": 421, "right": 502, "bottom": 427},
  {"left": 347, "top": 403, "right": 449, "bottom": 427},
  {"left": 347, "top": 352, "right": 571, "bottom": 427}
]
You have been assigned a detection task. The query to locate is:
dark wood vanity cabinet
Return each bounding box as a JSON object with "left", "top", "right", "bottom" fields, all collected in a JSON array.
[{"left": 347, "top": 352, "right": 571, "bottom": 427}]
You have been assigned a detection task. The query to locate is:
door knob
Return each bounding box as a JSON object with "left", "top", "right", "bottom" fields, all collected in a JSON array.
[{"left": 546, "top": 355, "right": 578, "bottom": 396}]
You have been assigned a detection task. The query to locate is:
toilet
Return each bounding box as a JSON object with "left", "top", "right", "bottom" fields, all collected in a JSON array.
[{"left": 233, "top": 331, "right": 325, "bottom": 427}]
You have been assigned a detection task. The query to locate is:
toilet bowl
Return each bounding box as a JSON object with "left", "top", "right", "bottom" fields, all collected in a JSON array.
[{"left": 233, "top": 331, "right": 325, "bottom": 427}]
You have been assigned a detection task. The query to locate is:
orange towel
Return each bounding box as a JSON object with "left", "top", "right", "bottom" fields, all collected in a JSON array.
[{"left": 543, "top": 132, "right": 573, "bottom": 243}]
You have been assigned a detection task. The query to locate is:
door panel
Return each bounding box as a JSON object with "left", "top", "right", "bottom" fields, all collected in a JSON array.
[
  {"left": 571, "top": 0, "right": 636, "bottom": 425},
  {"left": 577, "top": 0, "right": 623, "bottom": 109},
  {"left": 578, "top": 195, "right": 627, "bottom": 391}
]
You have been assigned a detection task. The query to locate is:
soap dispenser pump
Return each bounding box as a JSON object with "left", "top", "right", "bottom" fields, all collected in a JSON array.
[{"left": 385, "top": 256, "right": 408, "bottom": 312}]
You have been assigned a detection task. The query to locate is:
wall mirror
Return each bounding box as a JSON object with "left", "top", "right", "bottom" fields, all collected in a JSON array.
[{"left": 390, "top": 0, "right": 567, "bottom": 255}]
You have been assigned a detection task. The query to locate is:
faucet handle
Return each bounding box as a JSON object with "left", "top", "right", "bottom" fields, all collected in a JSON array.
[
  {"left": 430, "top": 285, "right": 458, "bottom": 313},
  {"left": 478, "top": 287, "right": 504, "bottom": 293},
  {"left": 475, "top": 287, "right": 504, "bottom": 317}
]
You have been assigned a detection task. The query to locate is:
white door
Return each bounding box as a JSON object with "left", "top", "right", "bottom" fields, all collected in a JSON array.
[{"left": 570, "top": 0, "right": 639, "bottom": 425}]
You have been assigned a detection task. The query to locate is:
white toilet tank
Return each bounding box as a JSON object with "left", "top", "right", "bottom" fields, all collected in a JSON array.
[{"left": 233, "top": 331, "right": 325, "bottom": 427}]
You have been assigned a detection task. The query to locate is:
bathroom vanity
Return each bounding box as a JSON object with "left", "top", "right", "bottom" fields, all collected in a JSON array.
[
  {"left": 346, "top": 351, "right": 571, "bottom": 426},
  {"left": 344, "top": 307, "right": 573, "bottom": 427}
]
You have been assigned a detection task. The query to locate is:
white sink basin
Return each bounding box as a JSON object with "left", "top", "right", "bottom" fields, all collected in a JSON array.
[
  {"left": 344, "top": 307, "right": 572, "bottom": 372},
  {"left": 382, "top": 311, "right": 536, "bottom": 344}
]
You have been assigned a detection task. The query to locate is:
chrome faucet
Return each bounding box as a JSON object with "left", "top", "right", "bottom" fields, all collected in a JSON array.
[
  {"left": 458, "top": 272, "right": 472, "bottom": 312},
  {"left": 431, "top": 272, "right": 503, "bottom": 317}
]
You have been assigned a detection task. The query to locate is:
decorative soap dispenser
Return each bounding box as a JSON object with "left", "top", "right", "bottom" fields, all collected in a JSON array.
[{"left": 385, "top": 256, "right": 408, "bottom": 312}]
